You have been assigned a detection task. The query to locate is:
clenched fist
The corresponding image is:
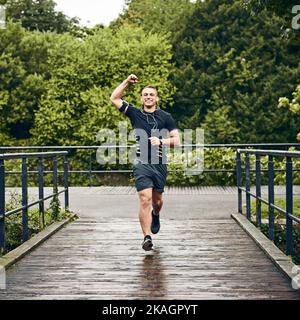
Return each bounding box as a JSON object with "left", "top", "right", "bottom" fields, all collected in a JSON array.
[{"left": 126, "top": 74, "right": 138, "bottom": 84}]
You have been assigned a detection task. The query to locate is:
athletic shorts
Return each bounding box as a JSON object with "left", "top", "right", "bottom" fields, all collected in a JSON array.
[{"left": 133, "top": 162, "right": 168, "bottom": 193}]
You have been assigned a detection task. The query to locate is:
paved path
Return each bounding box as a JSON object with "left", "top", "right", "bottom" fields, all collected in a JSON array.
[{"left": 6, "top": 186, "right": 300, "bottom": 220}]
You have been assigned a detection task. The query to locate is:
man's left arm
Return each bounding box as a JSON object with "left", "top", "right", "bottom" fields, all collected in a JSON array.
[
  {"left": 149, "top": 113, "right": 180, "bottom": 146},
  {"left": 149, "top": 129, "right": 180, "bottom": 147},
  {"left": 161, "top": 129, "right": 180, "bottom": 146}
]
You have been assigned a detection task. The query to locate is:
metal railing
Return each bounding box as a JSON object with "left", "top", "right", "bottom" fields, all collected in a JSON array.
[
  {"left": 236, "top": 149, "right": 300, "bottom": 256},
  {"left": 0, "top": 144, "right": 300, "bottom": 186},
  {"left": 0, "top": 152, "right": 69, "bottom": 250}
]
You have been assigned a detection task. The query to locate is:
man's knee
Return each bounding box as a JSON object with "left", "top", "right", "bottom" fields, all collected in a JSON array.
[
  {"left": 153, "top": 198, "right": 163, "bottom": 208},
  {"left": 139, "top": 192, "right": 152, "bottom": 210},
  {"left": 152, "top": 192, "right": 163, "bottom": 211}
]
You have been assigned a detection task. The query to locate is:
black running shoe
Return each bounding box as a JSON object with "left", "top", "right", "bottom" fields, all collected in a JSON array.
[
  {"left": 142, "top": 235, "right": 153, "bottom": 251},
  {"left": 151, "top": 210, "right": 160, "bottom": 234}
]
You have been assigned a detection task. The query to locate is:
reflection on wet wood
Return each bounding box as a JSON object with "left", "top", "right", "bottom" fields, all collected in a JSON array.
[{"left": 0, "top": 218, "right": 299, "bottom": 300}]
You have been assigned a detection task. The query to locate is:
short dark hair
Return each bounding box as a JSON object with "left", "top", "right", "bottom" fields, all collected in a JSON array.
[{"left": 142, "top": 85, "right": 158, "bottom": 95}]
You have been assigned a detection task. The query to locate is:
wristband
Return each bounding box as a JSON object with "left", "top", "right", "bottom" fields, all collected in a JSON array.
[{"left": 119, "top": 101, "right": 128, "bottom": 113}]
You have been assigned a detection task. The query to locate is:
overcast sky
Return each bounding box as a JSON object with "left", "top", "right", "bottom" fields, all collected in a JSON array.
[{"left": 54, "top": 0, "right": 126, "bottom": 27}]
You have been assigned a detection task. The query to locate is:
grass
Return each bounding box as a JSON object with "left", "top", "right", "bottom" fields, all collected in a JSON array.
[
  {"left": 250, "top": 197, "right": 300, "bottom": 221},
  {"left": 250, "top": 197, "right": 300, "bottom": 264}
]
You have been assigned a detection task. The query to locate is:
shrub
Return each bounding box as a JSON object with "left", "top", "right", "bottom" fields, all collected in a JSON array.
[{"left": 1, "top": 191, "right": 74, "bottom": 255}]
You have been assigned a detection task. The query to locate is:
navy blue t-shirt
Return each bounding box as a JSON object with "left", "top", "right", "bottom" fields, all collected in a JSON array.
[{"left": 122, "top": 101, "right": 177, "bottom": 164}]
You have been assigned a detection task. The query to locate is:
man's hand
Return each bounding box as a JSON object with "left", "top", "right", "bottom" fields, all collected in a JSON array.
[
  {"left": 126, "top": 74, "right": 138, "bottom": 85},
  {"left": 110, "top": 74, "right": 138, "bottom": 109},
  {"left": 149, "top": 130, "right": 180, "bottom": 147},
  {"left": 149, "top": 137, "right": 161, "bottom": 146}
]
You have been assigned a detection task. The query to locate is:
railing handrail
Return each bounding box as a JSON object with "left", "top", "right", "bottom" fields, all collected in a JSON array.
[
  {"left": 0, "top": 143, "right": 300, "bottom": 151},
  {"left": 1, "top": 144, "right": 299, "bottom": 187},
  {"left": 0, "top": 151, "right": 68, "bottom": 160},
  {"left": 238, "top": 149, "right": 300, "bottom": 158}
]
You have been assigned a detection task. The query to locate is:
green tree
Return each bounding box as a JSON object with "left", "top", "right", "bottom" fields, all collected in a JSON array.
[
  {"left": 170, "top": 0, "right": 300, "bottom": 143},
  {"left": 243, "top": 0, "right": 299, "bottom": 15},
  {"left": 30, "top": 27, "right": 175, "bottom": 146},
  {"left": 244, "top": 1, "right": 300, "bottom": 143},
  {"left": 243, "top": 0, "right": 300, "bottom": 36},
  {"left": 0, "top": 22, "right": 61, "bottom": 141},
  {"left": 279, "top": 85, "right": 300, "bottom": 141},
  {"left": 201, "top": 106, "right": 240, "bottom": 144},
  {"left": 111, "top": 0, "right": 194, "bottom": 36},
  {"left": 0, "top": 0, "right": 79, "bottom": 32}
]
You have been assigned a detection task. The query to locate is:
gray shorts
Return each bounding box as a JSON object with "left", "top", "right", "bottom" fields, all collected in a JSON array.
[{"left": 133, "top": 162, "right": 168, "bottom": 193}]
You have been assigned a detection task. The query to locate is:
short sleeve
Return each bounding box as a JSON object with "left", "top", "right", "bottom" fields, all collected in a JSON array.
[
  {"left": 165, "top": 114, "right": 177, "bottom": 132},
  {"left": 123, "top": 100, "right": 139, "bottom": 120}
]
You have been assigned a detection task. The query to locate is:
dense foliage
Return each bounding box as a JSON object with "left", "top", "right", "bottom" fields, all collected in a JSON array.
[
  {"left": 0, "top": 0, "right": 79, "bottom": 32},
  {"left": 243, "top": 0, "right": 299, "bottom": 16},
  {"left": 0, "top": 0, "right": 299, "bottom": 186},
  {"left": 170, "top": 0, "right": 300, "bottom": 143},
  {"left": 279, "top": 85, "right": 300, "bottom": 140}
]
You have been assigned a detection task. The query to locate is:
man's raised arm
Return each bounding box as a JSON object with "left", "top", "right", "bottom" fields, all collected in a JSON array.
[{"left": 110, "top": 74, "right": 138, "bottom": 111}]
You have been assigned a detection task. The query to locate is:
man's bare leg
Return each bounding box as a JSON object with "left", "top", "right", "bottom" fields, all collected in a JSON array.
[
  {"left": 151, "top": 189, "right": 163, "bottom": 234},
  {"left": 138, "top": 188, "right": 153, "bottom": 236},
  {"left": 152, "top": 189, "right": 163, "bottom": 215}
]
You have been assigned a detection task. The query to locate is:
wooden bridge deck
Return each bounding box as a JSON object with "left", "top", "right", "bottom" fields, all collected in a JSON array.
[{"left": 0, "top": 216, "right": 299, "bottom": 299}]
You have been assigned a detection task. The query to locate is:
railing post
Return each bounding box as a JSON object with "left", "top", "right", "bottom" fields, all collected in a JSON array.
[
  {"left": 63, "top": 155, "right": 69, "bottom": 210},
  {"left": 268, "top": 155, "right": 275, "bottom": 241},
  {"left": 53, "top": 157, "right": 58, "bottom": 189},
  {"left": 52, "top": 157, "right": 59, "bottom": 220},
  {"left": 255, "top": 154, "right": 262, "bottom": 227},
  {"left": 89, "top": 151, "right": 92, "bottom": 188},
  {"left": 38, "top": 157, "right": 45, "bottom": 228},
  {"left": 236, "top": 151, "right": 242, "bottom": 214},
  {"left": 245, "top": 153, "right": 251, "bottom": 220},
  {"left": 0, "top": 158, "right": 5, "bottom": 250},
  {"left": 286, "top": 156, "right": 293, "bottom": 256},
  {"left": 22, "top": 158, "right": 29, "bottom": 242}
]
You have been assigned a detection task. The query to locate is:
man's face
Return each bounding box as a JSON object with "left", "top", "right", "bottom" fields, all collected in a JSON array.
[{"left": 141, "top": 88, "right": 159, "bottom": 109}]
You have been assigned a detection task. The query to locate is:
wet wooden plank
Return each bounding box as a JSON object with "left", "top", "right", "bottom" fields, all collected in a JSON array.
[{"left": 0, "top": 218, "right": 299, "bottom": 300}]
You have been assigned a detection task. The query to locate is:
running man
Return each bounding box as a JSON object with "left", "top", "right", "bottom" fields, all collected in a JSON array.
[{"left": 110, "top": 74, "right": 180, "bottom": 251}]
